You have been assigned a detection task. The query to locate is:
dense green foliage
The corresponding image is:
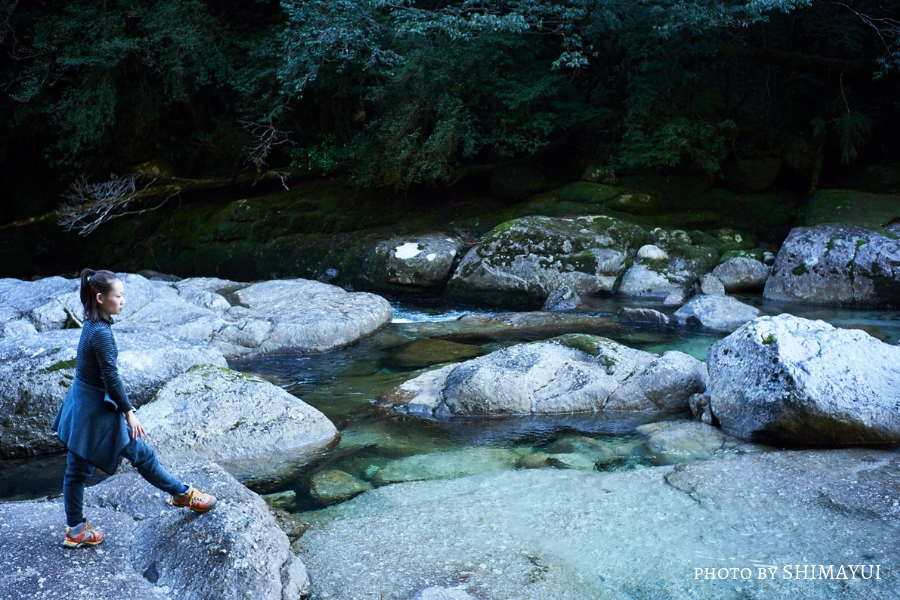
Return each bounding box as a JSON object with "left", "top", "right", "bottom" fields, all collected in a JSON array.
[{"left": 1, "top": 0, "right": 899, "bottom": 221}]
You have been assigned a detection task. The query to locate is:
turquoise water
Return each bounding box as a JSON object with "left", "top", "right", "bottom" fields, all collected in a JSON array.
[{"left": 2, "top": 295, "right": 898, "bottom": 506}]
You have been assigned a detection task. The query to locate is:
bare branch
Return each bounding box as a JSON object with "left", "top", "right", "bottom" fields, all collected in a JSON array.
[
  {"left": 56, "top": 173, "right": 170, "bottom": 236},
  {"left": 241, "top": 106, "right": 295, "bottom": 172}
]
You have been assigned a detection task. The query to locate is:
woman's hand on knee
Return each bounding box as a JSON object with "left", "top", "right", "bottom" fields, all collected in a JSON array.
[{"left": 125, "top": 410, "right": 146, "bottom": 440}]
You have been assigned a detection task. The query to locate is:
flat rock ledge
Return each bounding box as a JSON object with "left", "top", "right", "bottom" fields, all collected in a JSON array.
[
  {"left": 707, "top": 313, "right": 900, "bottom": 445},
  {"left": 378, "top": 334, "right": 707, "bottom": 416},
  {"left": 136, "top": 365, "right": 339, "bottom": 492},
  {"left": 0, "top": 462, "right": 309, "bottom": 600},
  {"left": 294, "top": 448, "right": 900, "bottom": 600}
]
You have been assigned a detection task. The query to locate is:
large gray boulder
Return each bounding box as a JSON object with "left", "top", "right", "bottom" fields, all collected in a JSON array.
[
  {"left": 707, "top": 314, "right": 900, "bottom": 445},
  {"left": 212, "top": 279, "right": 392, "bottom": 357},
  {"left": 137, "top": 365, "right": 338, "bottom": 491},
  {"left": 0, "top": 274, "right": 393, "bottom": 358},
  {"left": 0, "top": 331, "right": 226, "bottom": 459},
  {"left": 672, "top": 294, "right": 760, "bottom": 332},
  {"left": 764, "top": 225, "right": 900, "bottom": 308},
  {"left": 0, "top": 462, "right": 310, "bottom": 600},
  {"left": 378, "top": 335, "right": 707, "bottom": 416},
  {"left": 712, "top": 257, "right": 769, "bottom": 292},
  {"left": 368, "top": 234, "right": 466, "bottom": 291},
  {"left": 294, "top": 449, "right": 900, "bottom": 600},
  {"left": 445, "top": 215, "right": 646, "bottom": 308}
]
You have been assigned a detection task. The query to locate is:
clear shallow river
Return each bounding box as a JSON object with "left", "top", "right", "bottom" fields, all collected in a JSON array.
[{"left": 2, "top": 295, "right": 899, "bottom": 508}]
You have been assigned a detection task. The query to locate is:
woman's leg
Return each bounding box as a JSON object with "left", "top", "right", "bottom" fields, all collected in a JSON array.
[
  {"left": 63, "top": 451, "right": 95, "bottom": 527},
  {"left": 119, "top": 438, "right": 187, "bottom": 496}
]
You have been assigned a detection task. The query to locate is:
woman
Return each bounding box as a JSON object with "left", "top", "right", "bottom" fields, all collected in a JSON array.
[{"left": 52, "top": 269, "right": 216, "bottom": 548}]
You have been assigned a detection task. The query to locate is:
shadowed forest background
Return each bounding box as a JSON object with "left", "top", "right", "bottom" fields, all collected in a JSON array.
[{"left": 1, "top": 0, "right": 899, "bottom": 280}]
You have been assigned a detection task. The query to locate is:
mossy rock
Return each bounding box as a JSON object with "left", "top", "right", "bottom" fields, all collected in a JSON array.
[
  {"left": 805, "top": 189, "right": 900, "bottom": 230},
  {"left": 720, "top": 248, "right": 763, "bottom": 262},
  {"left": 539, "top": 182, "right": 622, "bottom": 204},
  {"left": 606, "top": 193, "right": 659, "bottom": 216},
  {"left": 581, "top": 164, "right": 617, "bottom": 185}
]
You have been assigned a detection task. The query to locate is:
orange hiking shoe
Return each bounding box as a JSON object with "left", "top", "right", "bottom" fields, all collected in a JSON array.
[
  {"left": 172, "top": 486, "right": 217, "bottom": 513},
  {"left": 63, "top": 522, "right": 104, "bottom": 549}
]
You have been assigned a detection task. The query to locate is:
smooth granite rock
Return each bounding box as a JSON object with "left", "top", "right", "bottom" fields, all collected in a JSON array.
[
  {"left": 707, "top": 314, "right": 900, "bottom": 445},
  {"left": 137, "top": 365, "right": 338, "bottom": 491}
]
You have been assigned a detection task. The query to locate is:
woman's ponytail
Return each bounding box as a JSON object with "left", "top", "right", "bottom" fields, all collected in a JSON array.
[{"left": 80, "top": 268, "right": 119, "bottom": 321}]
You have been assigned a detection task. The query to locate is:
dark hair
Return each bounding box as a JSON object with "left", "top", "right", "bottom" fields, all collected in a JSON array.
[{"left": 80, "top": 269, "right": 120, "bottom": 322}]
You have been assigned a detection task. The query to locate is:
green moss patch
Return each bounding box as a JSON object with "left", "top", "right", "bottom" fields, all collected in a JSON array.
[
  {"left": 42, "top": 358, "right": 77, "bottom": 373},
  {"left": 806, "top": 189, "right": 900, "bottom": 229}
]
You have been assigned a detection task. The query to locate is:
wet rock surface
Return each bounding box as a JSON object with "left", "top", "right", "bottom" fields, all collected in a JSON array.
[
  {"left": 0, "top": 462, "right": 309, "bottom": 600},
  {"left": 294, "top": 448, "right": 900, "bottom": 600},
  {"left": 672, "top": 294, "right": 761, "bottom": 332},
  {"left": 707, "top": 314, "right": 900, "bottom": 445}
]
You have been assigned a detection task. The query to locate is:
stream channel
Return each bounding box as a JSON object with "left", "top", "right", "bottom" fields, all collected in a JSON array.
[{"left": 2, "top": 295, "right": 900, "bottom": 513}]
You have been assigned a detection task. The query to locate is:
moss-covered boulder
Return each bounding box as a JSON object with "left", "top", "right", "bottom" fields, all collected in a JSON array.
[
  {"left": 763, "top": 225, "right": 900, "bottom": 308},
  {"left": 805, "top": 189, "right": 900, "bottom": 230},
  {"left": 367, "top": 234, "right": 466, "bottom": 292},
  {"left": 444, "top": 215, "right": 647, "bottom": 308}
]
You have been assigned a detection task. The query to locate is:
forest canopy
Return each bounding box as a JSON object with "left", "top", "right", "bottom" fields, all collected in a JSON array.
[{"left": 1, "top": 0, "right": 899, "bottom": 220}]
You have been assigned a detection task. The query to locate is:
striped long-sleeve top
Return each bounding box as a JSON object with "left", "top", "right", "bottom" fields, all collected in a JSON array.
[{"left": 74, "top": 317, "right": 134, "bottom": 413}]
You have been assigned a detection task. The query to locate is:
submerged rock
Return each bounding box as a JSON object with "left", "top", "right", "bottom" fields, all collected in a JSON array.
[
  {"left": 294, "top": 449, "right": 900, "bottom": 600},
  {"left": 379, "top": 335, "right": 706, "bottom": 416},
  {"left": 707, "top": 314, "right": 900, "bottom": 445},
  {"left": 445, "top": 215, "right": 646, "bottom": 308},
  {"left": 371, "top": 448, "right": 520, "bottom": 485},
  {"left": 0, "top": 462, "right": 309, "bottom": 600},
  {"left": 763, "top": 225, "right": 900, "bottom": 308},
  {"left": 389, "top": 338, "right": 484, "bottom": 369},
  {"left": 309, "top": 469, "right": 372, "bottom": 505},
  {"left": 672, "top": 294, "right": 760, "bottom": 332},
  {"left": 638, "top": 420, "right": 730, "bottom": 466},
  {"left": 136, "top": 365, "right": 338, "bottom": 491}
]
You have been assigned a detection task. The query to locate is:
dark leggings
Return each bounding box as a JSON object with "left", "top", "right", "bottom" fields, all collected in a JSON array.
[{"left": 63, "top": 437, "right": 187, "bottom": 527}]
